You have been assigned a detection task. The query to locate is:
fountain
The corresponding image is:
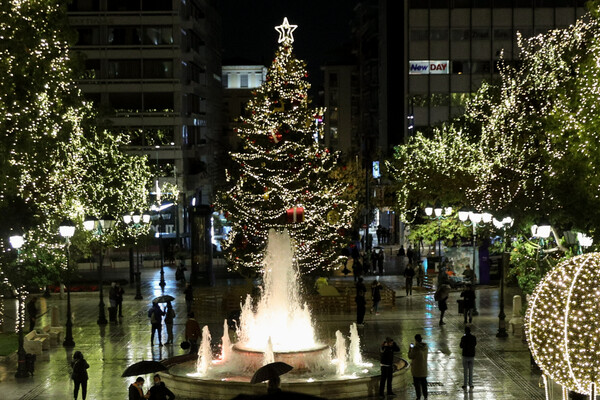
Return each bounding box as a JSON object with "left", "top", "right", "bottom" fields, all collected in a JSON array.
[{"left": 160, "top": 230, "right": 410, "bottom": 399}]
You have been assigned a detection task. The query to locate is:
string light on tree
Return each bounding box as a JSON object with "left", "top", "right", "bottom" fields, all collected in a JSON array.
[
  {"left": 526, "top": 253, "right": 600, "bottom": 398},
  {"left": 216, "top": 18, "right": 356, "bottom": 275}
]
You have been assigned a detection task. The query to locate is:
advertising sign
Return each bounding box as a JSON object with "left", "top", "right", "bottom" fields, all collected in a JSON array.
[{"left": 409, "top": 60, "right": 449, "bottom": 75}]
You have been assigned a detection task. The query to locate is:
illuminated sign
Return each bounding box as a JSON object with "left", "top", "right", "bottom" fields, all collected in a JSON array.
[
  {"left": 409, "top": 60, "right": 450, "bottom": 75},
  {"left": 372, "top": 161, "right": 381, "bottom": 179}
]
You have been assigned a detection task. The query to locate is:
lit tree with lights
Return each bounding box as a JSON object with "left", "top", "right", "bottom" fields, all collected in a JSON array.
[
  {"left": 0, "top": 0, "right": 151, "bottom": 287},
  {"left": 217, "top": 18, "right": 355, "bottom": 275}
]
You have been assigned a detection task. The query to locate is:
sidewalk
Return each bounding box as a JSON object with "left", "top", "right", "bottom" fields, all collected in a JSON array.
[{"left": 0, "top": 265, "right": 544, "bottom": 399}]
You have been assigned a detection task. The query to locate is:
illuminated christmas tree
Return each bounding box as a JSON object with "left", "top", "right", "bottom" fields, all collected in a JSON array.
[{"left": 217, "top": 18, "right": 355, "bottom": 275}]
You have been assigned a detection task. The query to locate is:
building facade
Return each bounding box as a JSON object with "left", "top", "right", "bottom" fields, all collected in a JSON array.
[
  {"left": 67, "top": 0, "right": 223, "bottom": 241},
  {"left": 406, "top": 0, "right": 587, "bottom": 137}
]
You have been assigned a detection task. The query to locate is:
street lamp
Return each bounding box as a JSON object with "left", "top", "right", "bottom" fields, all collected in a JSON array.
[
  {"left": 458, "top": 209, "right": 491, "bottom": 283},
  {"left": 156, "top": 215, "right": 166, "bottom": 288},
  {"left": 84, "top": 214, "right": 116, "bottom": 325},
  {"left": 123, "top": 212, "right": 150, "bottom": 300},
  {"left": 59, "top": 219, "right": 76, "bottom": 347},
  {"left": 425, "top": 204, "right": 453, "bottom": 258},
  {"left": 9, "top": 233, "right": 28, "bottom": 378},
  {"left": 493, "top": 216, "right": 513, "bottom": 338}
]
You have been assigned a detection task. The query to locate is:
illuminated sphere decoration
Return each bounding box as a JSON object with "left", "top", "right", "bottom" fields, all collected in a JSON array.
[{"left": 526, "top": 253, "right": 600, "bottom": 396}]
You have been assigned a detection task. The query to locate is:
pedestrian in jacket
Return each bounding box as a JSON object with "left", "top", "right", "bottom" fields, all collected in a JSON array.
[
  {"left": 404, "top": 264, "right": 415, "bottom": 296},
  {"left": 185, "top": 312, "right": 202, "bottom": 354},
  {"left": 164, "top": 301, "right": 176, "bottom": 345},
  {"left": 416, "top": 263, "right": 425, "bottom": 287},
  {"left": 129, "top": 377, "right": 147, "bottom": 400},
  {"left": 148, "top": 374, "right": 175, "bottom": 400},
  {"left": 379, "top": 337, "right": 400, "bottom": 397},
  {"left": 408, "top": 334, "right": 429, "bottom": 400},
  {"left": 460, "top": 326, "right": 477, "bottom": 389},
  {"left": 116, "top": 283, "right": 125, "bottom": 317},
  {"left": 371, "top": 278, "right": 382, "bottom": 314},
  {"left": 27, "top": 297, "right": 38, "bottom": 332},
  {"left": 109, "top": 282, "right": 118, "bottom": 309},
  {"left": 355, "top": 277, "right": 367, "bottom": 325},
  {"left": 71, "top": 351, "right": 89, "bottom": 400},
  {"left": 460, "top": 284, "right": 476, "bottom": 324},
  {"left": 148, "top": 301, "right": 165, "bottom": 346}
]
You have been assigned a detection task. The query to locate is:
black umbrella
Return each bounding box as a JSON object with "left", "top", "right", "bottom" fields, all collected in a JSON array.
[
  {"left": 152, "top": 295, "right": 175, "bottom": 303},
  {"left": 250, "top": 362, "right": 293, "bottom": 384},
  {"left": 122, "top": 360, "right": 168, "bottom": 377}
]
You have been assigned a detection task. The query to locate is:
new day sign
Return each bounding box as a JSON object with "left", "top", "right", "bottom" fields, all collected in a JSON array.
[{"left": 409, "top": 60, "right": 449, "bottom": 75}]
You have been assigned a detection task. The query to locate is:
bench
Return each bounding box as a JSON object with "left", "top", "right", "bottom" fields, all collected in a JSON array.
[
  {"left": 42, "top": 325, "right": 63, "bottom": 345},
  {"left": 23, "top": 330, "right": 50, "bottom": 355}
]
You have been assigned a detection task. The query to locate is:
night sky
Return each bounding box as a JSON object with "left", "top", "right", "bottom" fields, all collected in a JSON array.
[{"left": 217, "top": 0, "right": 359, "bottom": 92}]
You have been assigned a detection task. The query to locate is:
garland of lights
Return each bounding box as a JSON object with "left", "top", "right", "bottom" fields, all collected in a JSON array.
[
  {"left": 526, "top": 253, "right": 600, "bottom": 396},
  {"left": 215, "top": 18, "right": 356, "bottom": 275}
]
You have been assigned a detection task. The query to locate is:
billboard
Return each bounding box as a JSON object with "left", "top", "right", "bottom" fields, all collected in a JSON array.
[{"left": 409, "top": 60, "right": 450, "bottom": 75}]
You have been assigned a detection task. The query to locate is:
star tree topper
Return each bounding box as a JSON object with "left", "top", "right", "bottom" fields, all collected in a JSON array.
[{"left": 275, "top": 17, "right": 297, "bottom": 44}]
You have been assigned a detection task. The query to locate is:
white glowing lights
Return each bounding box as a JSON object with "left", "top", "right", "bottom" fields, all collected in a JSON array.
[
  {"left": 526, "top": 253, "right": 600, "bottom": 396},
  {"left": 275, "top": 17, "right": 297, "bottom": 44}
]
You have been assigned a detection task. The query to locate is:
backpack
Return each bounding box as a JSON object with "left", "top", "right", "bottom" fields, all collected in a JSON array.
[{"left": 149, "top": 308, "right": 159, "bottom": 324}]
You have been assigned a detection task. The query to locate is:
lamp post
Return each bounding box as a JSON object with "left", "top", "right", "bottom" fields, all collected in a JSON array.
[
  {"left": 59, "top": 219, "right": 76, "bottom": 347},
  {"left": 425, "top": 204, "right": 453, "bottom": 258},
  {"left": 84, "top": 215, "right": 115, "bottom": 325},
  {"left": 123, "top": 212, "right": 150, "bottom": 300},
  {"left": 493, "top": 216, "right": 513, "bottom": 338},
  {"left": 458, "top": 209, "right": 492, "bottom": 282},
  {"left": 9, "top": 234, "right": 29, "bottom": 378},
  {"left": 157, "top": 214, "right": 166, "bottom": 289}
]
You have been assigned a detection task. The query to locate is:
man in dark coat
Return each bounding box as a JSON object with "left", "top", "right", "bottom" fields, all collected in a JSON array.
[
  {"left": 71, "top": 351, "right": 89, "bottom": 400},
  {"left": 404, "top": 264, "right": 415, "bottom": 296},
  {"left": 148, "top": 300, "right": 165, "bottom": 346},
  {"left": 129, "top": 377, "right": 146, "bottom": 400},
  {"left": 460, "top": 326, "right": 477, "bottom": 389},
  {"left": 26, "top": 297, "right": 37, "bottom": 332},
  {"left": 355, "top": 277, "right": 367, "bottom": 325},
  {"left": 148, "top": 374, "right": 175, "bottom": 399},
  {"left": 379, "top": 337, "right": 400, "bottom": 397},
  {"left": 460, "top": 284, "right": 476, "bottom": 324},
  {"left": 116, "top": 283, "right": 125, "bottom": 317},
  {"left": 185, "top": 312, "right": 202, "bottom": 354},
  {"left": 184, "top": 283, "right": 194, "bottom": 314}
]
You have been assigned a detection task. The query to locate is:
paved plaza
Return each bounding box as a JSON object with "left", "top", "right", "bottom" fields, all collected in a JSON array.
[{"left": 0, "top": 255, "right": 546, "bottom": 400}]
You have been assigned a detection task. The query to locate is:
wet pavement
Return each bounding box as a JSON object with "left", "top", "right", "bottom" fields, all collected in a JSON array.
[{"left": 0, "top": 254, "right": 545, "bottom": 400}]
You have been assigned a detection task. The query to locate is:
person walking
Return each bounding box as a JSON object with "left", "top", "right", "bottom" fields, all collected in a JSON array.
[
  {"left": 404, "top": 264, "right": 415, "bottom": 296},
  {"left": 185, "top": 312, "right": 202, "bottom": 354},
  {"left": 379, "top": 336, "right": 400, "bottom": 397},
  {"left": 183, "top": 283, "right": 194, "bottom": 314},
  {"left": 148, "top": 374, "right": 175, "bottom": 399},
  {"left": 460, "top": 326, "right": 477, "bottom": 390},
  {"left": 460, "top": 284, "right": 476, "bottom": 324},
  {"left": 129, "top": 377, "right": 147, "bottom": 400},
  {"left": 355, "top": 277, "right": 367, "bottom": 325},
  {"left": 27, "top": 297, "right": 38, "bottom": 332},
  {"left": 406, "top": 246, "right": 414, "bottom": 265},
  {"left": 71, "top": 351, "right": 89, "bottom": 400},
  {"left": 408, "top": 334, "right": 429, "bottom": 400},
  {"left": 371, "top": 278, "right": 382, "bottom": 315},
  {"left": 436, "top": 285, "right": 449, "bottom": 326},
  {"left": 164, "top": 301, "right": 176, "bottom": 345},
  {"left": 377, "top": 251, "right": 384, "bottom": 275},
  {"left": 397, "top": 245, "right": 406, "bottom": 270},
  {"left": 148, "top": 300, "right": 165, "bottom": 346},
  {"left": 109, "top": 282, "right": 118, "bottom": 309},
  {"left": 116, "top": 283, "right": 125, "bottom": 317}
]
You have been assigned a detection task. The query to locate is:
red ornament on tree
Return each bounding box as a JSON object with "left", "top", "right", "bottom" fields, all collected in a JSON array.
[{"left": 286, "top": 206, "right": 304, "bottom": 223}]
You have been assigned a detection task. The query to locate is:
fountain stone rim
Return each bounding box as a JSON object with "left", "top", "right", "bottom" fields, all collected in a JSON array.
[{"left": 232, "top": 342, "right": 329, "bottom": 355}]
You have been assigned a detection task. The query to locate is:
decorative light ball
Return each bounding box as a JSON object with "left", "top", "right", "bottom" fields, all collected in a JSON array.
[{"left": 526, "top": 252, "right": 600, "bottom": 395}]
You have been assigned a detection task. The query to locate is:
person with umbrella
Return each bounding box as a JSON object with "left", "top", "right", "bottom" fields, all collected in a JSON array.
[
  {"left": 148, "top": 300, "right": 165, "bottom": 346},
  {"left": 129, "top": 377, "right": 148, "bottom": 400},
  {"left": 251, "top": 361, "right": 293, "bottom": 394},
  {"left": 164, "top": 301, "right": 176, "bottom": 345},
  {"left": 148, "top": 374, "right": 175, "bottom": 399}
]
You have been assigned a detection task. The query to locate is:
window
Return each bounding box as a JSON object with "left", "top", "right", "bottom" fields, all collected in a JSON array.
[
  {"left": 76, "top": 28, "right": 101, "bottom": 45},
  {"left": 143, "top": 27, "right": 173, "bottom": 45},
  {"left": 430, "top": 29, "right": 449, "bottom": 40},
  {"left": 68, "top": 0, "right": 100, "bottom": 11},
  {"left": 493, "top": 28, "right": 512, "bottom": 40},
  {"left": 107, "top": 60, "right": 141, "bottom": 78},
  {"left": 108, "top": 27, "right": 141, "bottom": 45},
  {"left": 143, "top": 59, "right": 173, "bottom": 79},
  {"left": 411, "top": 29, "right": 429, "bottom": 41},
  {"left": 222, "top": 73, "right": 229, "bottom": 88},
  {"left": 329, "top": 72, "right": 338, "bottom": 87},
  {"left": 240, "top": 74, "right": 249, "bottom": 88},
  {"left": 451, "top": 29, "right": 470, "bottom": 41},
  {"left": 452, "top": 60, "right": 469, "bottom": 74},
  {"left": 472, "top": 61, "right": 491, "bottom": 74},
  {"left": 471, "top": 28, "right": 489, "bottom": 40},
  {"left": 109, "top": 93, "right": 142, "bottom": 111},
  {"left": 142, "top": 0, "right": 172, "bottom": 11},
  {"left": 144, "top": 93, "right": 173, "bottom": 111},
  {"left": 107, "top": 0, "right": 141, "bottom": 11},
  {"left": 83, "top": 59, "right": 101, "bottom": 79}
]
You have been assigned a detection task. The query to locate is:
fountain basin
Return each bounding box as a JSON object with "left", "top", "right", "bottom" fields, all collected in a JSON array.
[
  {"left": 161, "top": 356, "right": 411, "bottom": 400},
  {"left": 232, "top": 343, "right": 330, "bottom": 372}
]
